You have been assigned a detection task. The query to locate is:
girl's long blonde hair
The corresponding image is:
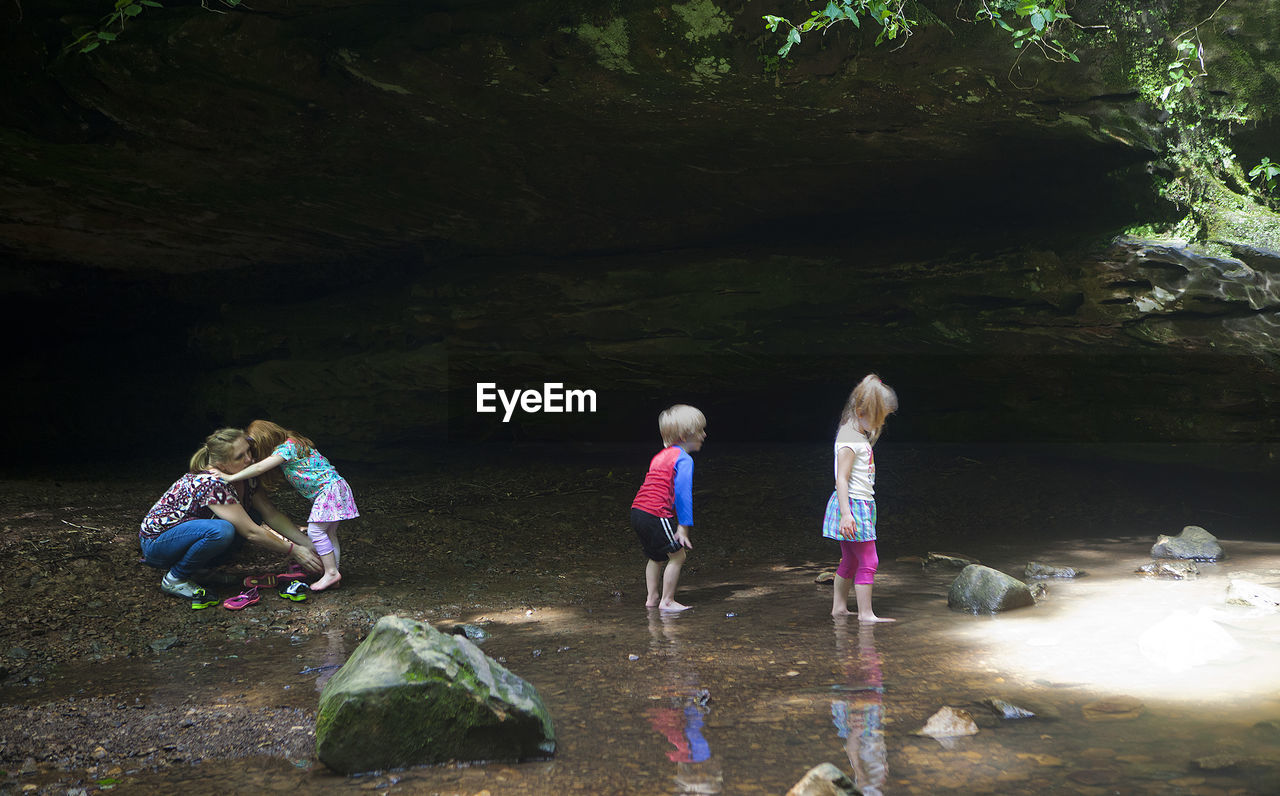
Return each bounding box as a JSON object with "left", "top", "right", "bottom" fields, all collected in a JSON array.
[
  {"left": 838, "top": 374, "right": 898, "bottom": 444},
  {"left": 188, "top": 428, "right": 247, "bottom": 473},
  {"left": 245, "top": 419, "right": 315, "bottom": 487}
]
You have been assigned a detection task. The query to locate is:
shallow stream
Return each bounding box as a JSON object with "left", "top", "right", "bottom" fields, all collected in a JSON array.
[{"left": 44, "top": 537, "right": 1280, "bottom": 794}]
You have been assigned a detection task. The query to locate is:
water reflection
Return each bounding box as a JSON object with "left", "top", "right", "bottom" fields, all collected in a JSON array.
[
  {"left": 831, "top": 620, "right": 887, "bottom": 795},
  {"left": 645, "top": 610, "right": 722, "bottom": 794}
]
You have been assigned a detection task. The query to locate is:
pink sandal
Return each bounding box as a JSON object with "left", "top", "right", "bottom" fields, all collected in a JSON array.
[
  {"left": 223, "top": 587, "right": 261, "bottom": 611},
  {"left": 243, "top": 573, "right": 276, "bottom": 588}
]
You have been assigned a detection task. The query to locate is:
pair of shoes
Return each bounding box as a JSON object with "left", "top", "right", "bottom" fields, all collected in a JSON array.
[
  {"left": 160, "top": 573, "right": 220, "bottom": 609},
  {"left": 279, "top": 579, "right": 309, "bottom": 602},
  {"left": 223, "top": 587, "right": 261, "bottom": 611}
]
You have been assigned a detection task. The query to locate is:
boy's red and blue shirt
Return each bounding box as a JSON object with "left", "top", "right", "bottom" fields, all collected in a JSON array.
[{"left": 631, "top": 444, "right": 694, "bottom": 525}]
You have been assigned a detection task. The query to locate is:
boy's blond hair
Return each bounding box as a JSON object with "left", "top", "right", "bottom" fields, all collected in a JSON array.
[{"left": 659, "top": 404, "right": 706, "bottom": 447}]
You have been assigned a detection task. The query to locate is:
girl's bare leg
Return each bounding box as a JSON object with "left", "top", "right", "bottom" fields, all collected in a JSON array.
[
  {"left": 854, "top": 583, "right": 895, "bottom": 623},
  {"left": 311, "top": 551, "right": 342, "bottom": 591},
  {"left": 832, "top": 574, "right": 853, "bottom": 617}
]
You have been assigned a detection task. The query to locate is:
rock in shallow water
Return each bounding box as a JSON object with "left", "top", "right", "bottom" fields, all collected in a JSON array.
[
  {"left": 1151, "top": 525, "right": 1224, "bottom": 561},
  {"left": 315, "top": 614, "right": 555, "bottom": 775},
  {"left": 947, "top": 565, "right": 1035, "bottom": 614}
]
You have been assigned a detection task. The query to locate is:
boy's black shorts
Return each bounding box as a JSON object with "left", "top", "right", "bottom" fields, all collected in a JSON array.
[{"left": 630, "top": 508, "right": 682, "bottom": 562}]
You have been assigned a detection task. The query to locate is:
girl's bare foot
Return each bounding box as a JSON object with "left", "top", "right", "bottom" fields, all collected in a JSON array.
[
  {"left": 311, "top": 572, "right": 342, "bottom": 592},
  {"left": 859, "top": 614, "right": 895, "bottom": 623},
  {"left": 832, "top": 608, "right": 853, "bottom": 618},
  {"left": 659, "top": 600, "right": 691, "bottom": 612}
]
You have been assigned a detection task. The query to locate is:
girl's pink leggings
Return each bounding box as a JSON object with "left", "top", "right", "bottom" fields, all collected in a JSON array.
[
  {"left": 308, "top": 521, "right": 338, "bottom": 556},
  {"left": 837, "top": 540, "right": 879, "bottom": 585}
]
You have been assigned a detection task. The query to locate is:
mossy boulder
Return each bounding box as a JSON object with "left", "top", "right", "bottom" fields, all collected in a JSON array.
[
  {"left": 315, "top": 614, "right": 556, "bottom": 775},
  {"left": 947, "top": 564, "right": 1036, "bottom": 614}
]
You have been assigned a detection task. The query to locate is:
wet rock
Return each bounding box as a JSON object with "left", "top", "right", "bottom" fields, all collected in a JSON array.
[
  {"left": 981, "top": 698, "right": 1037, "bottom": 719},
  {"left": 148, "top": 637, "right": 180, "bottom": 652},
  {"left": 915, "top": 706, "right": 979, "bottom": 737},
  {"left": 1024, "top": 562, "right": 1086, "bottom": 579},
  {"left": 1082, "top": 696, "right": 1144, "bottom": 721},
  {"left": 785, "top": 762, "right": 857, "bottom": 796},
  {"left": 1226, "top": 579, "right": 1280, "bottom": 609},
  {"left": 1151, "top": 525, "right": 1224, "bottom": 561},
  {"left": 1136, "top": 560, "right": 1199, "bottom": 579},
  {"left": 924, "top": 552, "right": 981, "bottom": 569},
  {"left": 947, "top": 565, "right": 1035, "bottom": 614},
  {"left": 1028, "top": 582, "right": 1048, "bottom": 601},
  {"left": 814, "top": 571, "right": 835, "bottom": 584},
  {"left": 315, "top": 615, "right": 555, "bottom": 775},
  {"left": 1193, "top": 753, "right": 1266, "bottom": 770},
  {"left": 1252, "top": 719, "right": 1280, "bottom": 739}
]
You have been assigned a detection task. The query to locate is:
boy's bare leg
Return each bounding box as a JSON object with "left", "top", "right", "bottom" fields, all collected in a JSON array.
[
  {"left": 659, "top": 548, "right": 690, "bottom": 611},
  {"left": 854, "top": 582, "right": 895, "bottom": 623},
  {"left": 832, "top": 574, "right": 853, "bottom": 617},
  {"left": 645, "top": 558, "right": 663, "bottom": 607}
]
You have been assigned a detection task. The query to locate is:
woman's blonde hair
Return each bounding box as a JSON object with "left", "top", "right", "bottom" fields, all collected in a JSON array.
[
  {"left": 839, "top": 374, "right": 898, "bottom": 444},
  {"left": 188, "top": 427, "right": 247, "bottom": 473},
  {"left": 659, "top": 404, "right": 706, "bottom": 447}
]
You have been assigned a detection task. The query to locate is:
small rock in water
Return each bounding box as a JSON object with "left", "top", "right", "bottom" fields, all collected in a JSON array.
[
  {"left": 725, "top": 612, "right": 737, "bottom": 618},
  {"left": 981, "top": 698, "right": 1036, "bottom": 719},
  {"left": 1136, "top": 560, "right": 1199, "bottom": 579},
  {"left": 785, "top": 762, "right": 858, "bottom": 796},
  {"left": 924, "top": 551, "right": 981, "bottom": 569},
  {"left": 149, "top": 637, "right": 180, "bottom": 652},
  {"left": 627, "top": 654, "right": 639, "bottom": 661},
  {"left": 915, "top": 706, "right": 979, "bottom": 738},
  {"left": 1082, "top": 695, "right": 1144, "bottom": 721},
  {"left": 814, "top": 571, "right": 835, "bottom": 584},
  {"left": 1024, "top": 561, "right": 1086, "bottom": 579}
]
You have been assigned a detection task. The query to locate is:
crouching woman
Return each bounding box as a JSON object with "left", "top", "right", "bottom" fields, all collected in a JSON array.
[{"left": 140, "top": 427, "right": 321, "bottom": 605}]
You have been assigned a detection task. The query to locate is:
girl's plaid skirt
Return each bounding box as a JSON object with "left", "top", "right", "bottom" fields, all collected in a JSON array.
[{"left": 821, "top": 491, "right": 876, "bottom": 541}]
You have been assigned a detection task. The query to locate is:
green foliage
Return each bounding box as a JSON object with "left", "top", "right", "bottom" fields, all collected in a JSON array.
[
  {"left": 66, "top": 0, "right": 243, "bottom": 55},
  {"left": 763, "top": 0, "right": 916, "bottom": 57},
  {"left": 67, "top": 0, "right": 164, "bottom": 54},
  {"left": 1250, "top": 157, "right": 1279, "bottom": 194},
  {"left": 972, "top": 0, "right": 1079, "bottom": 63},
  {"left": 1159, "top": 36, "right": 1206, "bottom": 106},
  {"left": 763, "top": 0, "right": 1076, "bottom": 62}
]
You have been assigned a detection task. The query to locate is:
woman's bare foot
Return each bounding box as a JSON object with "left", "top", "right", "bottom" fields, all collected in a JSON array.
[
  {"left": 311, "top": 572, "right": 342, "bottom": 592},
  {"left": 659, "top": 599, "right": 690, "bottom": 612},
  {"left": 859, "top": 614, "right": 895, "bottom": 623}
]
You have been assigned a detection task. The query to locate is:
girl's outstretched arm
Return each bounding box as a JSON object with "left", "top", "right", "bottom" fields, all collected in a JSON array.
[{"left": 217, "top": 454, "right": 287, "bottom": 484}]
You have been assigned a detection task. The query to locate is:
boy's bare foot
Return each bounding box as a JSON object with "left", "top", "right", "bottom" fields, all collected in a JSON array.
[
  {"left": 831, "top": 608, "right": 853, "bottom": 618},
  {"left": 859, "top": 614, "right": 895, "bottom": 623},
  {"left": 311, "top": 572, "right": 342, "bottom": 592},
  {"left": 659, "top": 600, "right": 690, "bottom": 612}
]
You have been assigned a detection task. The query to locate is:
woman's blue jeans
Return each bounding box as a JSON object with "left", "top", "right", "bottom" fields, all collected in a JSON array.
[{"left": 140, "top": 519, "right": 238, "bottom": 580}]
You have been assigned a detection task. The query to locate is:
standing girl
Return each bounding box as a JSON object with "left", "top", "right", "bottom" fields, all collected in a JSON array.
[
  {"left": 821, "top": 374, "right": 898, "bottom": 622},
  {"left": 218, "top": 420, "right": 357, "bottom": 592}
]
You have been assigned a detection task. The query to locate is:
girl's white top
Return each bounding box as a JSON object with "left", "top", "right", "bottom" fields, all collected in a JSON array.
[{"left": 833, "top": 423, "right": 875, "bottom": 501}]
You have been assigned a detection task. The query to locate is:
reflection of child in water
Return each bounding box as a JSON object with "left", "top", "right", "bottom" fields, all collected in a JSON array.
[
  {"left": 831, "top": 622, "right": 888, "bottom": 796},
  {"left": 646, "top": 612, "right": 723, "bottom": 794}
]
